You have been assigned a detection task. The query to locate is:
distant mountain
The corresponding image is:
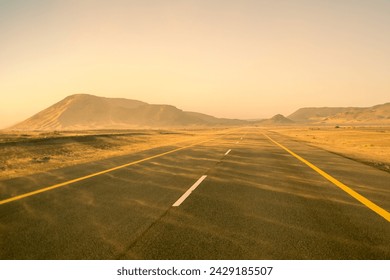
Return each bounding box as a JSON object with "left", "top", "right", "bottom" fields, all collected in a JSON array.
[
  {"left": 324, "top": 103, "right": 390, "bottom": 124},
  {"left": 288, "top": 107, "right": 352, "bottom": 123},
  {"left": 288, "top": 103, "right": 390, "bottom": 124},
  {"left": 269, "top": 114, "right": 294, "bottom": 124},
  {"left": 255, "top": 114, "right": 294, "bottom": 125},
  {"left": 9, "top": 94, "right": 390, "bottom": 130},
  {"left": 10, "top": 94, "right": 244, "bottom": 130}
]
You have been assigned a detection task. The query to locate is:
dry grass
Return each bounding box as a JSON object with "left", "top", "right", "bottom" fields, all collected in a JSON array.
[
  {"left": 269, "top": 126, "right": 390, "bottom": 172},
  {"left": 0, "top": 128, "right": 230, "bottom": 180}
]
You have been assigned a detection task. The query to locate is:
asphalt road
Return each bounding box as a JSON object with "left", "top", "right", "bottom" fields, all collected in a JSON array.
[{"left": 0, "top": 128, "right": 389, "bottom": 259}]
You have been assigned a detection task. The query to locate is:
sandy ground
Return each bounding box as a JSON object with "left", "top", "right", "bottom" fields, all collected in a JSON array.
[
  {"left": 1, "top": 126, "right": 389, "bottom": 180},
  {"left": 269, "top": 126, "right": 390, "bottom": 173},
  {"left": 0, "top": 128, "right": 230, "bottom": 180}
]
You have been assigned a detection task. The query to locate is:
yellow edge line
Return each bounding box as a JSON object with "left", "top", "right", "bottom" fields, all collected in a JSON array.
[
  {"left": 0, "top": 128, "right": 241, "bottom": 205},
  {"left": 263, "top": 133, "right": 390, "bottom": 223}
]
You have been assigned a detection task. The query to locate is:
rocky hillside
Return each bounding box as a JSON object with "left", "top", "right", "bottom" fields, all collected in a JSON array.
[
  {"left": 11, "top": 94, "right": 244, "bottom": 130},
  {"left": 288, "top": 103, "right": 390, "bottom": 124}
]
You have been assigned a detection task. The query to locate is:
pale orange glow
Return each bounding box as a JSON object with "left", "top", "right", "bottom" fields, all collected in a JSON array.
[{"left": 1, "top": 0, "right": 389, "bottom": 128}]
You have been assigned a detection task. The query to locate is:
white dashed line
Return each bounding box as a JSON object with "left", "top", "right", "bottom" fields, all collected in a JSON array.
[
  {"left": 225, "top": 149, "right": 231, "bottom": 156},
  {"left": 172, "top": 175, "right": 207, "bottom": 207}
]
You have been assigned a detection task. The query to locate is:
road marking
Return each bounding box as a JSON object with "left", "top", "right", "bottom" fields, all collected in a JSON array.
[
  {"left": 264, "top": 133, "right": 390, "bottom": 222},
  {"left": 0, "top": 129, "right": 242, "bottom": 206},
  {"left": 172, "top": 175, "right": 207, "bottom": 207},
  {"left": 225, "top": 149, "right": 231, "bottom": 156}
]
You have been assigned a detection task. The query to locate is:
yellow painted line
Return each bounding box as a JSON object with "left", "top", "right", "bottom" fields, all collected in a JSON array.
[
  {"left": 0, "top": 129, "right": 241, "bottom": 206},
  {"left": 263, "top": 133, "right": 390, "bottom": 223}
]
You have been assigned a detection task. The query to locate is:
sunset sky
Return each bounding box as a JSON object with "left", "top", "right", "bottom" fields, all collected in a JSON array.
[{"left": 1, "top": 0, "right": 389, "bottom": 128}]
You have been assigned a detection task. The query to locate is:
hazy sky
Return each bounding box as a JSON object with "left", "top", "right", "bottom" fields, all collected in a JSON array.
[{"left": 1, "top": 0, "right": 389, "bottom": 128}]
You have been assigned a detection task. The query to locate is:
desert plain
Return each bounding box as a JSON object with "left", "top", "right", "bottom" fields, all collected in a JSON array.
[
  {"left": 1, "top": 125, "right": 389, "bottom": 181},
  {"left": 0, "top": 128, "right": 227, "bottom": 180},
  {"left": 270, "top": 126, "right": 390, "bottom": 173}
]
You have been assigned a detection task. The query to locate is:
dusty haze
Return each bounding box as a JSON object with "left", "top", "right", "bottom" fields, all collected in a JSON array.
[{"left": 1, "top": 0, "right": 390, "bottom": 128}]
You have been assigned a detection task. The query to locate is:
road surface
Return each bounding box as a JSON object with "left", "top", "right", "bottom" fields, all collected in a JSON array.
[{"left": 0, "top": 128, "right": 389, "bottom": 259}]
